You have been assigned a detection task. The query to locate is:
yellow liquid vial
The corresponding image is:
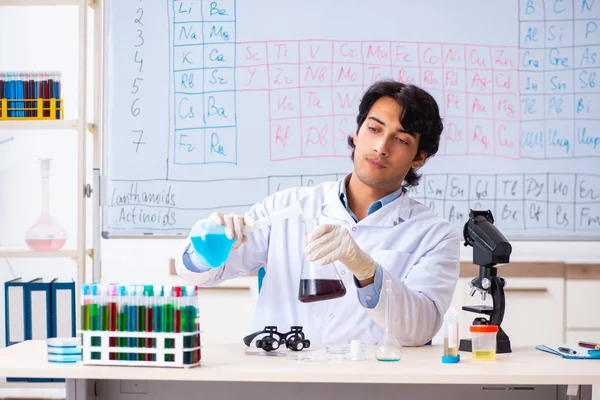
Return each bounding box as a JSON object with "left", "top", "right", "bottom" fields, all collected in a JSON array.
[{"left": 472, "top": 350, "right": 496, "bottom": 360}]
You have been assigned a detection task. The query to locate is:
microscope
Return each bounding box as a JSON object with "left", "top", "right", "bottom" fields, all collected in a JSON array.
[{"left": 459, "top": 210, "right": 513, "bottom": 354}]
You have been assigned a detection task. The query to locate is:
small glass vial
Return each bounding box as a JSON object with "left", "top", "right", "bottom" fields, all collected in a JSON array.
[
  {"left": 375, "top": 279, "right": 402, "bottom": 362},
  {"left": 442, "top": 307, "right": 460, "bottom": 363}
]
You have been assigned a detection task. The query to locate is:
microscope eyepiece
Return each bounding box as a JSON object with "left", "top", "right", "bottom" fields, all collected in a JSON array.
[{"left": 463, "top": 210, "right": 512, "bottom": 265}]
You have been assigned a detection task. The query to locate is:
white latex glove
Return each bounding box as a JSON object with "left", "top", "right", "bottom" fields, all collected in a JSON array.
[
  {"left": 304, "top": 224, "right": 377, "bottom": 281},
  {"left": 208, "top": 212, "right": 256, "bottom": 251}
]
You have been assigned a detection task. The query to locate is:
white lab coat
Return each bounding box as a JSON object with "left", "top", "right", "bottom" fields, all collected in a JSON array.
[{"left": 176, "top": 180, "right": 460, "bottom": 346}]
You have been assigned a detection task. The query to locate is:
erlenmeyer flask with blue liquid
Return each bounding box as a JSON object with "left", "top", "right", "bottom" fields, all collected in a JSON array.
[
  {"left": 189, "top": 203, "right": 303, "bottom": 268},
  {"left": 189, "top": 219, "right": 236, "bottom": 268}
]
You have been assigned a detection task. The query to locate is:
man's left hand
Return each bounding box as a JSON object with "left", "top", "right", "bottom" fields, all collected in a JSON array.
[{"left": 304, "top": 224, "right": 377, "bottom": 281}]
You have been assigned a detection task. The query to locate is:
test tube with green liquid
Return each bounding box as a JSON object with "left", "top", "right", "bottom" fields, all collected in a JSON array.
[
  {"left": 180, "top": 286, "right": 188, "bottom": 334},
  {"left": 90, "top": 284, "right": 100, "bottom": 348},
  {"left": 162, "top": 285, "right": 174, "bottom": 361},
  {"left": 189, "top": 285, "right": 198, "bottom": 333},
  {"left": 153, "top": 285, "right": 163, "bottom": 335},
  {"left": 117, "top": 285, "right": 128, "bottom": 361},
  {"left": 81, "top": 284, "right": 90, "bottom": 331},
  {"left": 162, "top": 285, "right": 173, "bottom": 333},
  {"left": 134, "top": 285, "right": 143, "bottom": 360},
  {"left": 143, "top": 285, "right": 154, "bottom": 361},
  {"left": 127, "top": 284, "right": 136, "bottom": 361}
]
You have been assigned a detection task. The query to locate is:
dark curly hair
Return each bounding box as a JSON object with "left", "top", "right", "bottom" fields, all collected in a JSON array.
[{"left": 348, "top": 80, "right": 443, "bottom": 188}]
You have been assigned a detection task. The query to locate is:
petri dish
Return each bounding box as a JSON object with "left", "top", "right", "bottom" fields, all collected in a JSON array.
[
  {"left": 47, "top": 337, "right": 82, "bottom": 348},
  {"left": 48, "top": 353, "right": 82, "bottom": 363}
]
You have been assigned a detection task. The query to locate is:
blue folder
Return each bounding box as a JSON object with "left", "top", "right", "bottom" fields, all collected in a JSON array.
[
  {"left": 4, "top": 278, "right": 30, "bottom": 347},
  {"left": 5, "top": 278, "right": 74, "bottom": 382},
  {"left": 5, "top": 278, "right": 49, "bottom": 382},
  {"left": 49, "top": 279, "right": 76, "bottom": 383},
  {"left": 50, "top": 278, "right": 76, "bottom": 339},
  {"left": 23, "top": 278, "right": 52, "bottom": 383}
]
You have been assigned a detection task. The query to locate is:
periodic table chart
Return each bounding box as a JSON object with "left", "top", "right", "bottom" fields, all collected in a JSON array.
[{"left": 102, "top": 0, "right": 600, "bottom": 239}]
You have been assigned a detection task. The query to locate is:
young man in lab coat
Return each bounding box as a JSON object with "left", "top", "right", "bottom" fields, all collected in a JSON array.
[{"left": 177, "top": 80, "right": 460, "bottom": 346}]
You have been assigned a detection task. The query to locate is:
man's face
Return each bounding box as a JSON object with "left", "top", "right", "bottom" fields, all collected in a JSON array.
[{"left": 353, "top": 96, "right": 426, "bottom": 191}]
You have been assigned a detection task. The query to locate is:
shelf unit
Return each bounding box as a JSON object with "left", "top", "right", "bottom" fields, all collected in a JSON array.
[
  {"left": 0, "top": 4, "right": 89, "bottom": 269},
  {"left": 0, "top": 119, "right": 78, "bottom": 130},
  {"left": 0, "top": 381, "right": 65, "bottom": 389},
  {"left": 0, "top": 0, "right": 90, "bottom": 394},
  {"left": 0, "top": 248, "right": 78, "bottom": 258},
  {"left": 0, "top": 0, "right": 88, "bottom": 280},
  {"left": 0, "top": 0, "right": 80, "bottom": 5}
]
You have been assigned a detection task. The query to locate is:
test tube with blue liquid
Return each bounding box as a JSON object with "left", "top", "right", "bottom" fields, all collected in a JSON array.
[
  {"left": 127, "top": 284, "right": 136, "bottom": 361},
  {"left": 89, "top": 284, "right": 100, "bottom": 349},
  {"left": 117, "top": 285, "right": 127, "bottom": 360},
  {"left": 81, "top": 284, "right": 90, "bottom": 331}
]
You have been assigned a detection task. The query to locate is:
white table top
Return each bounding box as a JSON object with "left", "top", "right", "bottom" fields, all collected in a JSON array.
[{"left": 1, "top": 341, "right": 599, "bottom": 385}]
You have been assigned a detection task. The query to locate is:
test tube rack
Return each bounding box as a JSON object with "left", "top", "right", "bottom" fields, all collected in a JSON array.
[
  {"left": 81, "top": 330, "right": 201, "bottom": 368},
  {"left": 0, "top": 98, "right": 64, "bottom": 120}
]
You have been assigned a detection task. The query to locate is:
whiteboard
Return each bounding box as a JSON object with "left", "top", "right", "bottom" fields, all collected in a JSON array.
[{"left": 102, "top": 0, "right": 600, "bottom": 239}]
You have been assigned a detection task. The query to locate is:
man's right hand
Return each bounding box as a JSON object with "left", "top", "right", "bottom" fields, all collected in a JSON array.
[{"left": 208, "top": 212, "right": 256, "bottom": 251}]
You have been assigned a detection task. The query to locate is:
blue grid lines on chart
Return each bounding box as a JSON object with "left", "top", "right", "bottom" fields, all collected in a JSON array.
[{"left": 172, "top": 0, "right": 237, "bottom": 165}]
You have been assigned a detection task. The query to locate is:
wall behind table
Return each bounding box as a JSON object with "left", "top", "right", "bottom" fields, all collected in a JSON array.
[{"left": 1, "top": 4, "right": 600, "bottom": 350}]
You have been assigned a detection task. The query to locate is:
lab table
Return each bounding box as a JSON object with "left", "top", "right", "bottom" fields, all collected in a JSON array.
[{"left": 0, "top": 341, "right": 597, "bottom": 400}]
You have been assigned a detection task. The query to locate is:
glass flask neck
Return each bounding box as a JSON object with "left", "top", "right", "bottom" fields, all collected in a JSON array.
[
  {"left": 383, "top": 280, "right": 392, "bottom": 333},
  {"left": 40, "top": 159, "right": 51, "bottom": 216},
  {"left": 376, "top": 279, "right": 402, "bottom": 361}
]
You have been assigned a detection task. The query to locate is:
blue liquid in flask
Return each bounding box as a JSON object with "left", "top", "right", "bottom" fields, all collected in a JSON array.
[{"left": 189, "top": 222, "right": 236, "bottom": 268}]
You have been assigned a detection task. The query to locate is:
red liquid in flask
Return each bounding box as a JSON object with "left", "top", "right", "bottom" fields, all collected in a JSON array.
[{"left": 298, "top": 279, "right": 346, "bottom": 303}]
